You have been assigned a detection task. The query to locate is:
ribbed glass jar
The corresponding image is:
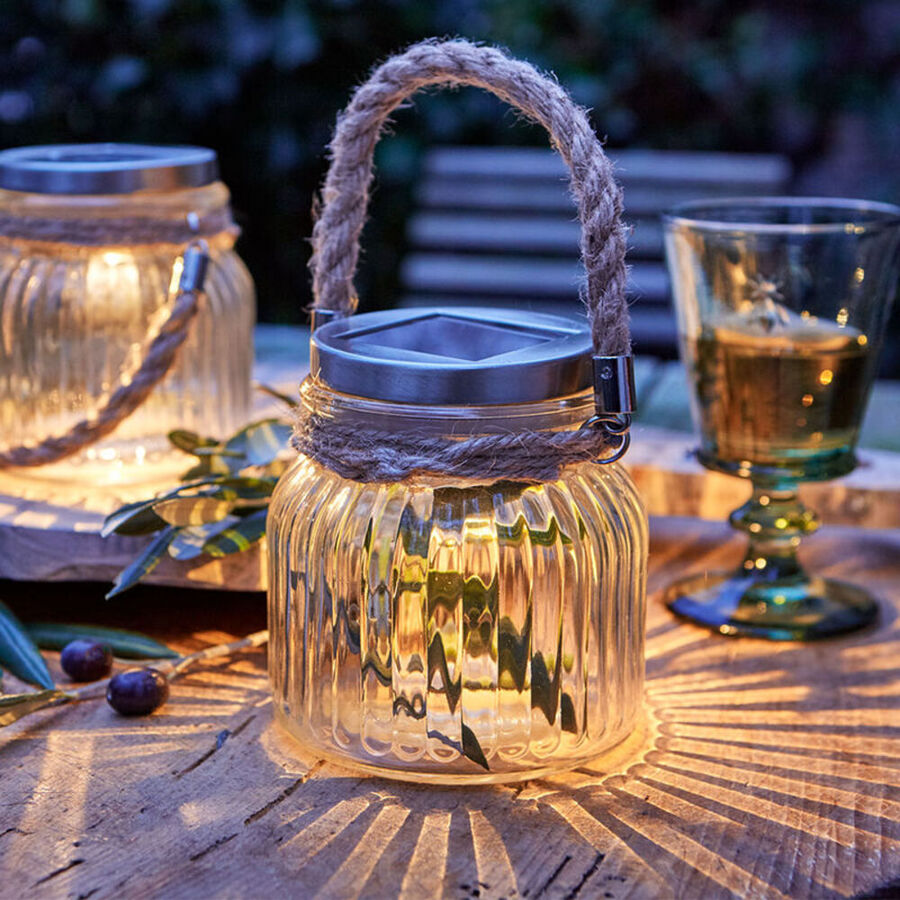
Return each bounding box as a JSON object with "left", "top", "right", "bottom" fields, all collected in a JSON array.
[
  {"left": 0, "top": 177, "right": 254, "bottom": 484},
  {"left": 268, "top": 377, "right": 648, "bottom": 784}
]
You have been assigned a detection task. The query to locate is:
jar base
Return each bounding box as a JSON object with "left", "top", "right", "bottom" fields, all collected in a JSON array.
[{"left": 273, "top": 705, "right": 641, "bottom": 786}]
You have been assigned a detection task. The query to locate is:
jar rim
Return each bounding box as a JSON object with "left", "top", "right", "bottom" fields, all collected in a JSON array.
[
  {"left": 310, "top": 306, "right": 593, "bottom": 405},
  {"left": 0, "top": 144, "right": 219, "bottom": 195}
]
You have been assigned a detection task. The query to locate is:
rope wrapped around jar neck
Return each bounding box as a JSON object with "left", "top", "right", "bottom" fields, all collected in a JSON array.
[
  {"left": 0, "top": 207, "right": 237, "bottom": 247},
  {"left": 297, "top": 38, "right": 632, "bottom": 483},
  {"left": 292, "top": 409, "right": 626, "bottom": 484}
]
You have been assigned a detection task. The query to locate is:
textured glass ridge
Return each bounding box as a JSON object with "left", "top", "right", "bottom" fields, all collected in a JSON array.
[{"left": 268, "top": 455, "right": 648, "bottom": 783}]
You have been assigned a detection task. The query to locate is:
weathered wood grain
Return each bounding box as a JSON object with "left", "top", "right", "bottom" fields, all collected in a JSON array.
[{"left": 1, "top": 516, "right": 898, "bottom": 899}]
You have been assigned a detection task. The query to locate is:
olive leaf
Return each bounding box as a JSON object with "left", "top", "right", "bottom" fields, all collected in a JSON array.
[
  {"left": 461, "top": 724, "right": 490, "bottom": 771},
  {"left": 205, "top": 476, "right": 278, "bottom": 501},
  {"left": 0, "top": 600, "right": 54, "bottom": 690},
  {"left": 427, "top": 629, "right": 462, "bottom": 713},
  {"left": 181, "top": 453, "right": 237, "bottom": 481},
  {"left": 152, "top": 496, "right": 238, "bottom": 527},
  {"left": 101, "top": 479, "right": 230, "bottom": 537},
  {"left": 426, "top": 725, "right": 490, "bottom": 771},
  {"left": 530, "top": 652, "right": 561, "bottom": 725},
  {"left": 560, "top": 692, "right": 578, "bottom": 734},
  {"left": 168, "top": 430, "right": 219, "bottom": 455},
  {"left": 0, "top": 689, "right": 67, "bottom": 727},
  {"left": 106, "top": 526, "right": 177, "bottom": 599},
  {"left": 498, "top": 616, "right": 530, "bottom": 694},
  {"left": 104, "top": 413, "right": 292, "bottom": 592},
  {"left": 100, "top": 498, "right": 168, "bottom": 537},
  {"left": 202, "top": 509, "right": 268, "bottom": 557},
  {"left": 224, "top": 419, "right": 292, "bottom": 468},
  {"left": 26, "top": 623, "right": 178, "bottom": 659},
  {"left": 168, "top": 516, "right": 241, "bottom": 560}
]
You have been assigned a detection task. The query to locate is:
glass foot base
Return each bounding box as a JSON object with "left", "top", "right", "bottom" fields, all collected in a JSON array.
[{"left": 664, "top": 571, "right": 878, "bottom": 640}]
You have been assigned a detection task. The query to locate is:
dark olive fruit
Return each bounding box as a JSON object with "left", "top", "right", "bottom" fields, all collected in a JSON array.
[
  {"left": 60, "top": 639, "right": 113, "bottom": 682},
  {"left": 106, "top": 667, "right": 169, "bottom": 716}
]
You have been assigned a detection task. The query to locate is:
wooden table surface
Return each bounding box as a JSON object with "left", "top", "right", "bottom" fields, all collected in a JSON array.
[{"left": 1, "top": 515, "right": 898, "bottom": 900}]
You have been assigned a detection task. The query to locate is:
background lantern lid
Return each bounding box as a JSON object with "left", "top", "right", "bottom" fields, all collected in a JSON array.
[
  {"left": 0, "top": 144, "right": 219, "bottom": 195},
  {"left": 310, "top": 306, "right": 592, "bottom": 405}
]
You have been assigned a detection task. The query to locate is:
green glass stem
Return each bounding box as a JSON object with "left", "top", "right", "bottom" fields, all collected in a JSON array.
[
  {"left": 664, "top": 483, "right": 878, "bottom": 640},
  {"left": 729, "top": 486, "right": 819, "bottom": 584}
]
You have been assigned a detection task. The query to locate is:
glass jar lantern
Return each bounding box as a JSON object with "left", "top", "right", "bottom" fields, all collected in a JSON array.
[
  {"left": 268, "top": 39, "right": 648, "bottom": 783},
  {"left": 0, "top": 144, "right": 255, "bottom": 483}
]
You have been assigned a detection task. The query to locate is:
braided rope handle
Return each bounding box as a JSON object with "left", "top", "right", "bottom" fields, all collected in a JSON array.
[
  {"left": 309, "top": 38, "right": 630, "bottom": 356},
  {"left": 0, "top": 242, "right": 208, "bottom": 468}
]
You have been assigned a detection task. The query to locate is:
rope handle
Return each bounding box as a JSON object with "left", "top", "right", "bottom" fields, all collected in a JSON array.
[
  {"left": 308, "top": 38, "right": 631, "bottom": 357},
  {"left": 0, "top": 241, "right": 209, "bottom": 469}
]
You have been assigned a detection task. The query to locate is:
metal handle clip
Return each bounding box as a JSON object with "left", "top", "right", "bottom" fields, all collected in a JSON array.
[{"left": 582, "top": 355, "right": 636, "bottom": 464}]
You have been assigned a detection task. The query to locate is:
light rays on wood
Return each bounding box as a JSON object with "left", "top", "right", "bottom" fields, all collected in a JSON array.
[
  {"left": 317, "top": 804, "right": 411, "bottom": 899},
  {"left": 468, "top": 809, "right": 518, "bottom": 899},
  {"left": 399, "top": 811, "right": 452, "bottom": 899},
  {"left": 2, "top": 520, "right": 897, "bottom": 898}
]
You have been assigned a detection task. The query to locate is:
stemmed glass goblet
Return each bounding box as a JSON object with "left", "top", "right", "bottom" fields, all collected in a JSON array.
[{"left": 662, "top": 198, "right": 900, "bottom": 639}]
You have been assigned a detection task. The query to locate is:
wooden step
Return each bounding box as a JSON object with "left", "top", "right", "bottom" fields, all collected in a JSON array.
[
  {"left": 423, "top": 146, "right": 791, "bottom": 187},
  {"left": 415, "top": 178, "right": 789, "bottom": 219},
  {"left": 400, "top": 254, "right": 671, "bottom": 303},
  {"left": 408, "top": 212, "right": 665, "bottom": 257}
]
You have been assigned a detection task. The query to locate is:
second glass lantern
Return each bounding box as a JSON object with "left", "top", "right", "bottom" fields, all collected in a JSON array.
[{"left": 0, "top": 143, "right": 255, "bottom": 484}]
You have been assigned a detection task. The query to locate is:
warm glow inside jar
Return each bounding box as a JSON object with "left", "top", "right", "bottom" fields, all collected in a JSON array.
[
  {"left": 0, "top": 144, "right": 255, "bottom": 485},
  {"left": 268, "top": 308, "right": 648, "bottom": 783}
]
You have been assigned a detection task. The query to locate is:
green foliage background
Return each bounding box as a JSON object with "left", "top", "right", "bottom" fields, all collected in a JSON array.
[{"left": 2, "top": 0, "right": 898, "bottom": 323}]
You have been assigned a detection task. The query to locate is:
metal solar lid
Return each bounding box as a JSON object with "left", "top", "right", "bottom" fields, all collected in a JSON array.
[
  {"left": 310, "top": 307, "right": 592, "bottom": 405},
  {"left": 0, "top": 144, "right": 219, "bottom": 194}
]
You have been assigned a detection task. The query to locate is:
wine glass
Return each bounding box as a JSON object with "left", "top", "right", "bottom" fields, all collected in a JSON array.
[{"left": 662, "top": 198, "right": 900, "bottom": 639}]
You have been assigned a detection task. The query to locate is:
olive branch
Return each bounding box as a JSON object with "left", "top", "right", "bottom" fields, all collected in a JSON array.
[
  {"left": 101, "top": 414, "right": 295, "bottom": 598},
  {"left": 0, "top": 401, "right": 294, "bottom": 725}
]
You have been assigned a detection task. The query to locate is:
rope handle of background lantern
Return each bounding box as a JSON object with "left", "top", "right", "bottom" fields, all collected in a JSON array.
[{"left": 0, "top": 239, "right": 209, "bottom": 469}]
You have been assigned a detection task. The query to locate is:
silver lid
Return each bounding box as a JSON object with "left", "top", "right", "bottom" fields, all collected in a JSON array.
[
  {"left": 0, "top": 144, "right": 219, "bottom": 195},
  {"left": 310, "top": 307, "right": 592, "bottom": 405}
]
